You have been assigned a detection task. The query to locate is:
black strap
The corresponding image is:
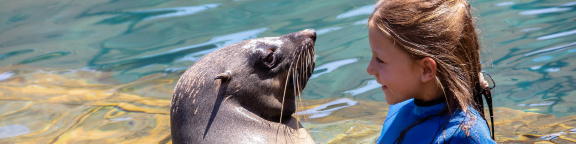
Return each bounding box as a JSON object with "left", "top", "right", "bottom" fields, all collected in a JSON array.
[
  {"left": 482, "top": 89, "right": 495, "bottom": 139},
  {"left": 480, "top": 71, "right": 496, "bottom": 139}
]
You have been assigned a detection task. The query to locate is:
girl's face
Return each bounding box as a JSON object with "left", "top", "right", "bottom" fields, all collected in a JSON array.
[{"left": 366, "top": 26, "right": 423, "bottom": 105}]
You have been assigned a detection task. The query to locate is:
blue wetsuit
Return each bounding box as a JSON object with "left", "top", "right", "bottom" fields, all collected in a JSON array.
[{"left": 376, "top": 99, "right": 496, "bottom": 144}]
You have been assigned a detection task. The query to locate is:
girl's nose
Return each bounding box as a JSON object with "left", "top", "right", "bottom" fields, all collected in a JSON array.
[{"left": 366, "top": 59, "right": 376, "bottom": 76}]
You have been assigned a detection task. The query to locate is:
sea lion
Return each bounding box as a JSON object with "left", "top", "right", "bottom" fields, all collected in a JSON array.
[{"left": 170, "top": 29, "right": 317, "bottom": 144}]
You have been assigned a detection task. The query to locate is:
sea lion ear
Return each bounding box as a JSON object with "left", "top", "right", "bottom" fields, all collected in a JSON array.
[{"left": 214, "top": 70, "right": 232, "bottom": 81}]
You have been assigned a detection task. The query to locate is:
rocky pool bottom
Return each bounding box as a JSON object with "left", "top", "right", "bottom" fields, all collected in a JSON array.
[{"left": 0, "top": 66, "right": 575, "bottom": 143}]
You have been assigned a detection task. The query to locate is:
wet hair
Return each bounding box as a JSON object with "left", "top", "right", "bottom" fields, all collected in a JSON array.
[{"left": 368, "top": 0, "right": 494, "bottom": 143}]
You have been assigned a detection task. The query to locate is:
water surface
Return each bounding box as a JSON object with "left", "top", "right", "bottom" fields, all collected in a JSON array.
[{"left": 1, "top": 0, "right": 576, "bottom": 143}]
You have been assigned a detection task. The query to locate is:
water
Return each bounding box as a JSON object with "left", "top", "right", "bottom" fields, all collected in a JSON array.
[{"left": 0, "top": 0, "right": 575, "bottom": 143}]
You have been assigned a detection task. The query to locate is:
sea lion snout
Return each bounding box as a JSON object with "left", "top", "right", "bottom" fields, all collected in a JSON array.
[
  {"left": 301, "top": 29, "right": 316, "bottom": 41},
  {"left": 289, "top": 29, "right": 316, "bottom": 47}
]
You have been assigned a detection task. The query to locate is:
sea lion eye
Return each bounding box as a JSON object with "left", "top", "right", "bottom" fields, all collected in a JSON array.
[
  {"left": 266, "top": 53, "right": 274, "bottom": 62},
  {"left": 264, "top": 53, "right": 275, "bottom": 67}
]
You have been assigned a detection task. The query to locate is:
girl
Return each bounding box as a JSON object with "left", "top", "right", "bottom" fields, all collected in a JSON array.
[{"left": 366, "top": 0, "right": 496, "bottom": 143}]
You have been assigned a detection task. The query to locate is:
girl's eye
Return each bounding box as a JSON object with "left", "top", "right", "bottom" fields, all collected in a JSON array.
[{"left": 375, "top": 57, "right": 384, "bottom": 63}]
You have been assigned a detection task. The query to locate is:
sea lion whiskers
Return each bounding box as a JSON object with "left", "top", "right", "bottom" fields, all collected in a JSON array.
[
  {"left": 293, "top": 44, "right": 314, "bottom": 140},
  {"left": 292, "top": 48, "right": 305, "bottom": 121},
  {"left": 276, "top": 47, "right": 301, "bottom": 144},
  {"left": 300, "top": 47, "right": 313, "bottom": 131},
  {"left": 289, "top": 46, "right": 308, "bottom": 119},
  {"left": 293, "top": 47, "right": 301, "bottom": 142},
  {"left": 294, "top": 55, "right": 303, "bottom": 142},
  {"left": 302, "top": 48, "right": 309, "bottom": 109},
  {"left": 294, "top": 70, "right": 300, "bottom": 142},
  {"left": 295, "top": 46, "right": 308, "bottom": 143},
  {"left": 280, "top": 44, "right": 311, "bottom": 143}
]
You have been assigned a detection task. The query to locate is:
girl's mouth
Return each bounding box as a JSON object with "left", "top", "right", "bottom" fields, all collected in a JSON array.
[{"left": 381, "top": 85, "right": 388, "bottom": 90}]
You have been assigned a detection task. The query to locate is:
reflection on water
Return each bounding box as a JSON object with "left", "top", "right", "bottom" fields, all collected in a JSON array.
[
  {"left": 135, "top": 4, "right": 221, "bottom": 21},
  {"left": 335, "top": 4, "right": 374, "bottom": 19},
  {"left": 141, "top": 27, "right": 268, "bottom": 62},
  {"left": 1, "top": 0, "right": 576, "bottom": 143},
  {"left": 316, "top": 27, "right": 344, "bottom": 36},
  {"left": 311, "top": 58, "right": 358, "bottom": 79},
  {"left": 296, "top": 98, "right": 358, "bottom": 118},
  {"left": 518, "top": 1, "right": 576, "bottom": 15},
  {"left": 344, "top": 80, "right": 380, "bottom": 96},
  {"left": 537, "top": 29, "right": 576, "bottom": 40},
  {"left": 0, "top": 72, "right": 14, "bottom": 81},
  {"left": 0, "top": 125, "right": 30, "bottom": 139},
  {"left": 524, "top": 41, "right": 576, "bottom": 56}
]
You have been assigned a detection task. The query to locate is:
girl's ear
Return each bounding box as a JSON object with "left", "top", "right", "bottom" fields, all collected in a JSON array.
[{"left": 418, "top": 57, "right": 437, "bottom": 83}]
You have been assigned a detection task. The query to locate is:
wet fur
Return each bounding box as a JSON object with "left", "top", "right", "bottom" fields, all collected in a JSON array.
[{"left": 170, "top": 29, "right": 316, "bottom": 144}]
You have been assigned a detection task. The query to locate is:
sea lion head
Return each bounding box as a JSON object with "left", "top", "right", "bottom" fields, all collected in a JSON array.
[
  {"left": 174, "top": 29, "right": 316, "bottom": 122},
  {"left": 223, "top": 29, "right": 316, "bottom": 121}
]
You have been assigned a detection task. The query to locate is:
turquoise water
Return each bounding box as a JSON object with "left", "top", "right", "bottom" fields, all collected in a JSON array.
[{"left": 1, "top": 0, "right": 576, "bottom": 143}]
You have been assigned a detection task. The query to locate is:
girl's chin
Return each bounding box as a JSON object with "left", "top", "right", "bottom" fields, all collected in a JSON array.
[
  {"left": 386, "top": 99, "right": 408, "bottom": 105},
  {"left": 384, "top": 94, "right": 410, "bottom": 105},
  {"left": 383, "top": 93, "right": 398, "bottom": 105}
]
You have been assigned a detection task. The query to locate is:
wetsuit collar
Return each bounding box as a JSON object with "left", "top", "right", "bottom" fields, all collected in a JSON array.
[
  {"left": 414, "top": 97, "right": 446, "bottom": 107},
  {"left": 413, "top": 97, "right": 446, "bottom": 117}
]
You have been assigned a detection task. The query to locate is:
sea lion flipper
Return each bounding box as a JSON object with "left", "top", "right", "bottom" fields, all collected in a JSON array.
[{"left": 214, "top": 70, "right": 232, "bottom": 81}]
